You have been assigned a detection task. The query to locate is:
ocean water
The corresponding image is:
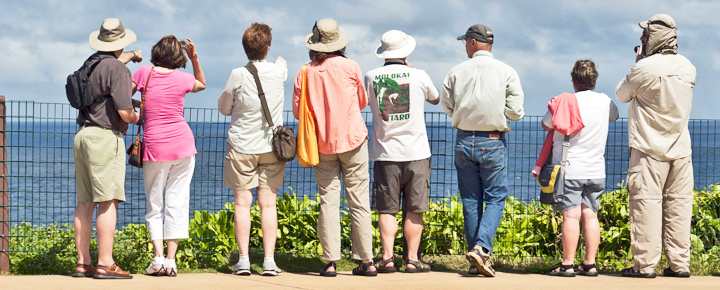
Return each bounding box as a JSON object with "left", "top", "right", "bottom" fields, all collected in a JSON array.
[{"left": 7, "top": 114, "right": 720, "bottom": 228}]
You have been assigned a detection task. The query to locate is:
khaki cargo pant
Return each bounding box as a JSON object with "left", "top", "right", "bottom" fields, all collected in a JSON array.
[
  {"left": 314, "top": 140, "right": 372, "bottom": 261},
  {"left": 627, "top": 149, "right": 693, "bottom": 274}
]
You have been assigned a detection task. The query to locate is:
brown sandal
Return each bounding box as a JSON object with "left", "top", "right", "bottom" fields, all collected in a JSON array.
[
  {"left": 72, "top": 263, "right": 96, "bottom": 278},
  {"left": 94, "top": 263, "right": 133, "bottom": 279}
]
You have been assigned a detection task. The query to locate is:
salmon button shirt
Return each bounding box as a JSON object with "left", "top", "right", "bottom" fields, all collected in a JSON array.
[{"left": 292, "top": 55, "right": 368, "bottom": 154}]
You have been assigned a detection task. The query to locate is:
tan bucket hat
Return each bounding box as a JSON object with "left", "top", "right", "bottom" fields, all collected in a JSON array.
[
  {"left": 375, "top": 30, "right": 416, "bottom": 59},
  {"left": 88, "top": 18, "right": 137, "bottom": 52},
  {"left": 305, "top": 19, "right": 349, "bottom": 52}
]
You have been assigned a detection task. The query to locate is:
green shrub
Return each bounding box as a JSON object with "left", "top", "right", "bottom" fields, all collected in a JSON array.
[{"left": 7, "top": 186, "right": 720, "bottom": 274}]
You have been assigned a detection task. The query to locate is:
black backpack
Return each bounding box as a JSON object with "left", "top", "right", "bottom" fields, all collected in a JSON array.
[{"left": 65, "top": 54, "right": 106, "bottom": 109}]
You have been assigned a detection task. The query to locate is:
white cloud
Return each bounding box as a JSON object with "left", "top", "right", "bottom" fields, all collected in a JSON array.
[{"left": 0, "top": 0, "right": 717, "bottom": 118}]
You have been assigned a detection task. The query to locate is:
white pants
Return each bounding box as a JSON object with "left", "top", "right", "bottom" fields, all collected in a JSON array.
[{"left": 144, "top": 155, "right": 195, "bottom": 241}]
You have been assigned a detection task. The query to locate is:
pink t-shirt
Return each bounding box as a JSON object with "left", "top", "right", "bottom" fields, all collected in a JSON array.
[{"left": 132, "top": 65, "right": 197, "bottom": 162}]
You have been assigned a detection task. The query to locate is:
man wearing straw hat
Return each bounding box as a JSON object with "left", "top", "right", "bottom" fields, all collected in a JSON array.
[
  {"left": 72, "top": 18, "right": 142, "bottom": 279},
  {"left": 365, "top": 30, "right": 439, "bottom": 273},
  {"left": 441, "top": 24, "right": 525, "bottom": 277}
]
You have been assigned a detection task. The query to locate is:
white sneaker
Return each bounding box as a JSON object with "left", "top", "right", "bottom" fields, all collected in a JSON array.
[
  {"left": 145, "top": 261, "right": 165, "bottom": 276},
  {"left": 262, "top": 261, "right": 282, "bottom": 276},
  {"left": 165, "top": 265, "right": 177, "bottom": 277},
  {"left": 232, "top": 260, "right": 251, "bottom": 276}
]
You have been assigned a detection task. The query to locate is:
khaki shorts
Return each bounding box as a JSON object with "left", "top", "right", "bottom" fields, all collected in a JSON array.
[
  {"left": 371, "top": 158, "right": 430, "bottom": 213},
  {"left": 223, "top": 144, "right": 285, "bottom": 190},
  {"left": 73, "top": 126, "right": 126, "bottom": 203}
]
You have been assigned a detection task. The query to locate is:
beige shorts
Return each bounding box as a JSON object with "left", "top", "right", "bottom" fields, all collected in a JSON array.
[
  {"left": 73, "top": 126, "right": 126, "bottom": 203},
  {"left": 223, "top": 144, "right": 285, "bottom": 190}
]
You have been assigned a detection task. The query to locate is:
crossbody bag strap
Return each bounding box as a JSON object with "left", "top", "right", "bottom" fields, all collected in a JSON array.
[
  {"left": 135, "top": 67, "right": 154, "bottom": 141},
  {"left": 244, "top": 62, "right": 274, "bottom": 127},
  {"left": 560, "top": 134, "right": 570, "bottom": 168}
]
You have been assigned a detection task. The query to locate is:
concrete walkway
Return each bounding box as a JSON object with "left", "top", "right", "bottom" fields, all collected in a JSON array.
[{"left": 1, "top": 271, "right": 716, "bottom": 290}]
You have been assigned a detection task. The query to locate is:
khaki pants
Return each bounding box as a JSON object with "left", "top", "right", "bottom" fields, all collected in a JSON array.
[
  {"left": 627, "top": 149, "right": 693, "bottom": 274},
  {"left": 314, "top": 140, "right": 372, "bottom": 261}
]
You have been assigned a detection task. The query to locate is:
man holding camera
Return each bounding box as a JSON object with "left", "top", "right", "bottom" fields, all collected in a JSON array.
[{"left": 616, "top": 14, "right": 696, "bottom": 278}]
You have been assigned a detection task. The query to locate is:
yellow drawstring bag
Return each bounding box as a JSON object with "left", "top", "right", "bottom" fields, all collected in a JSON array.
[{"left": 296, "top": 65, "right": 319, "bottom": 167}]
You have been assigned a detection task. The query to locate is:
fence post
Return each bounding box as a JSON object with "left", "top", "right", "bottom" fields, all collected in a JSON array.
[{"left": 0, "top": 96, "right": 8, "bottom": 274}]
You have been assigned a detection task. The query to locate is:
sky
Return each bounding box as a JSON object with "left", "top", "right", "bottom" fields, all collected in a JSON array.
[{"left": 1, "top": 0, "right": 718, "bottom": 118}]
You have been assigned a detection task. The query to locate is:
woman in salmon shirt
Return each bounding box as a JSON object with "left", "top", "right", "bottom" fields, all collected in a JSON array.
[
  {"left": 292, "top": 19, "right": 376, "bottom": 277},
  {"left": 131, "top": 35, "right": 206, "bottom": 277}
]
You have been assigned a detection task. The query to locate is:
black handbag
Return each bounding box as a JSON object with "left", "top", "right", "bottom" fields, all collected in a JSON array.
[
  {"left": 245, "top": 63, "right": 296, "bottom": 162},
  {"left": 537, "top": 135, "right": 569, "bottom": 204},
  {"left": 127, "top": 67, "right": 153, "bottom": 168}
]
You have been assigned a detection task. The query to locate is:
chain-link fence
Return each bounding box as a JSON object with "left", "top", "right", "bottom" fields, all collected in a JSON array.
[{"left": 2, "top": 100, "right": 719, "bottom": 271}]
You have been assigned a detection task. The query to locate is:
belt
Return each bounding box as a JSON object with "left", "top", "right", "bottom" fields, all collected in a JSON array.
[{"left": 457, "top": 129, "right": 504, "bottom": 136}]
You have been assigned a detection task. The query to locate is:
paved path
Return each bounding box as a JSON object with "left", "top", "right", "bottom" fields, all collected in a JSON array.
[{"left": 1, "top": 271, "right": 717, "bottom": 290}]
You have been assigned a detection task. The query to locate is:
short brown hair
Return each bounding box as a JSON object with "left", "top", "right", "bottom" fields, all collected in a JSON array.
[
  {"left": 309, "top": 49, "right": 345, "bottom": 64},
  {"left": 150, "top": 35, "right": 188, "bottom": 69},
  {"left": 242, "top": 23, "right": 272, "bottom": 61},
  {"left": 571, "top": 60, "right": 598, "bottom": 91}
]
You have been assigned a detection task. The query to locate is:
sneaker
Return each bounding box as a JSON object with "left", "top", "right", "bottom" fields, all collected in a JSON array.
[
  {"left": 164, "top": 265, "right": 177, "bottom": 277},
  {"left": 621, "top": 267, "right": 657, "bottom": 278},
  {"left": 232, "top": 260, "right": 251, "bottom": 276},
  {"left": 466, "top": 245, "right": 495, "bottom": 277},
  {"left": 663, "top": 267, "right": 690, "bottom": 278},
  {"left": 468, "top": 265, "right": 480, "bottom": 275},
  {"left": 145, "top": 261, "right": 165, "bottom": 276},
  {"left": 262, "top": 261, "right": 282, "bottom": 276}
]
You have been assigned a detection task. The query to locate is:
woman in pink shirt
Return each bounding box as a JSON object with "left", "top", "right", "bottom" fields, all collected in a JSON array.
[
  {"left": 292, "top": 19, "right": 375, "bottom": 277},
  {"left": 131, "top": 35, "right": 206, "bottom": 277}
]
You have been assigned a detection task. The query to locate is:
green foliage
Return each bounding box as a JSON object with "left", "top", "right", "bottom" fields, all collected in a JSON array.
[{"left": 8, "top": 186, "right": 720, "bottom": 275}]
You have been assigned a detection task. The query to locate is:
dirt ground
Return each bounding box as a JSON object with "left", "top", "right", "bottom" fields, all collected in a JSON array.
[{"left": 1, "top": 271, "right": 718, "bottom": 290}]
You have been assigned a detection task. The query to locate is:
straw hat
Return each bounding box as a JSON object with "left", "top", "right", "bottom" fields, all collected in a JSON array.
[
  {"left": 305, "top": 19, "right": 349, "bottom": 52},
  {"left": 88, "top": 18, "right": 137, "bottom": 52},
  {"left": 375, "top": 30, "right": 416, "bottom": 59}
]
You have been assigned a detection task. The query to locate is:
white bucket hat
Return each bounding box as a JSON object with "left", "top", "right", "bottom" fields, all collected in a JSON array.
[
  {"left": 375, "top": 30, "right": 416, "bottom": 59},
  {"left": 305, "top": 19, "right": 349, "bottom": 52},
  {"left": 88, "top": 18, "right": 137, "bottom": 52}
]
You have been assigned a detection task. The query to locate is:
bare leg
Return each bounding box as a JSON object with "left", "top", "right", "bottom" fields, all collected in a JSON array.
[
  {"left": 166, "top": 239, "right": 179, "bottom": 260},
  {"left": 74, "top": 202, "right": 96, "bottom": 270},
  {"left": 257, "top": 188, "right": 278, "bottom": 258},
  {"left": 581, "top": 204, "right": 599, "bottom": 271},
  {"left": 96, "top": 200, "right": 118, "bottom": 268},
  {"left": 404, "top": 212, "right": 424, "bottom": 268},
  {"left": 560, "top": 206, "right": 581, "bottom": 272},
  {"left": 378, "top": 213, "right": 398, "bottom": 268},
  {"left": 151, "top": 240, "right": 164, "bottom": 258},
  {"left": 233, "top": 189, "right": 253, "bottom": 256}
]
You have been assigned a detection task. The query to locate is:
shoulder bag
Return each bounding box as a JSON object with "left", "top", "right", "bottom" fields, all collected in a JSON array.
[
  {"left": 126, "top": 67, "right": 153, "bottom": 168},
  {"left": 245, "top": 63, "right": 296, "bottom": 162},
  {"left": 537, "top": 134, "right": 570, "bottom": 204}
]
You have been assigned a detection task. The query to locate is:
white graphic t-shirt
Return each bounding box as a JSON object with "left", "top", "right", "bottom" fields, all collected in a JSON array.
[{"left": 364, "top": 62, "right": 439, "bottom": 161}]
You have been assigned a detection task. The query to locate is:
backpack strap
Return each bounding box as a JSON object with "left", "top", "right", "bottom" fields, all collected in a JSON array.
[{"left": 244, "top": 62, "right": 274, "bottom": 127}]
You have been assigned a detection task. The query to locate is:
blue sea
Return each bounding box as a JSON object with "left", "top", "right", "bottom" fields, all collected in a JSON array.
[{"left": 6, "top": 112, "right": 720, "bottom": 228}]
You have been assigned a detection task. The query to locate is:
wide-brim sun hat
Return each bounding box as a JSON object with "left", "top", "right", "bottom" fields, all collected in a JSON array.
[
  {"left": 305, "top": 19, "right": 349, "bottom": 53},
  {"left": 88, "top": 18, "right": 137, "bottom": 52},
  {"left": 375, "top": 30, "right": 416, "bottom": 59}
]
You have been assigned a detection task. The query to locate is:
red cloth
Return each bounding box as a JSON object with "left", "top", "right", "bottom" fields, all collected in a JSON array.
[{"left": 532, "top": 93, "right": 584, "bottom": 176}]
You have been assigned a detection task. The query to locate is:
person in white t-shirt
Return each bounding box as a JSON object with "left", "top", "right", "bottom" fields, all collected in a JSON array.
[
  {"left": 542, "top": 60, "right": 619, "bottom": 277},
  {"left": 218, "top": 23, "right": 287, "bottom": 277},
  {"left": 365, "top": 30, "right": 439, "bottom": 273}
]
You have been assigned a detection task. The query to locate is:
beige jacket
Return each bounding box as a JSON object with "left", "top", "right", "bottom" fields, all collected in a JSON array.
[
  {"left": 441, "top": 50, "right": 524, "bottom": 132},
  {"left": 615, "top": 25, "right": 696, "bottom": 161}
]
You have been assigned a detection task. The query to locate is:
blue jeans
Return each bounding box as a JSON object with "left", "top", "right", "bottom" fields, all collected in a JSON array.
[{"left": 454, "top": 131, "right": 508, "bottom": 253}]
